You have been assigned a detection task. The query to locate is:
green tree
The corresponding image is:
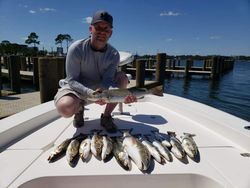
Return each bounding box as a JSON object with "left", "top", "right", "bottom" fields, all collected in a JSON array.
[
  {"left": 25, "top": 32, "right": 40, "bottom": 47},
  {"left": 63, "top": 34, "right": 73, "bottom": 52},
  {"left": 55, "top": 34, "right": 64, "bottom": 48},
  {"left": 0, "top": 40, "right": 11, "bottom": 55},
  {"left": 55, "top": 34, "right": 73, "bottom": 52},
  {"left": 1, "top": 40, "right": 10, "bottom": 45}
]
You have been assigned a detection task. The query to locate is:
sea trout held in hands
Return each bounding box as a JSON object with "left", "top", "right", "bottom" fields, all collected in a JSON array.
[{"left": 87, "top": 87, "right": 163, "bottom": 103}]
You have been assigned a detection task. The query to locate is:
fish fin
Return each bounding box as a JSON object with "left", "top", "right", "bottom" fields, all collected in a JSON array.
[
  {"left": 167, "top": 131, "right": 176, "bottom": 137},
  {"left": 137, "top": 96, "right": 145, "bottom": 100},
  {"left": 183, "top": 132, "right": 196, "bottom": 137}
]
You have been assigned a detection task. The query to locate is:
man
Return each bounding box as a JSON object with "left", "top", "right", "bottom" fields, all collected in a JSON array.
[{"left": 54, "top": 10, "right": 136, "bottom": 133}]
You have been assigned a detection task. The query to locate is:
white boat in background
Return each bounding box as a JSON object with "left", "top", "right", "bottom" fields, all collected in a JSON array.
[
  {"left": 119, "top": 51, "right": 134, "bottom": 66},
  {"left": 0, "top": 93, "right": 250, "bottom": 188}
]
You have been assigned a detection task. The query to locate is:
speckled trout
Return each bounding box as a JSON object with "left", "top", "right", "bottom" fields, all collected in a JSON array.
[
  {"left": 90, "top": 131, "right": 103, "bottom": 158},
  {"left": 101, "top": 135, "right": 113, "bottom": 160},
  {"left": 139, "top": 135, "right": 164, "bottom": 164},
  {"left": 168, "top": 131, "right": 186, "bottom": 160},
  {"left": 181, "top": 133, "right": 198, "bottom": 159},
  {"left": 87, "top": 87, "right": 163, "bottom": 103},
  {"left": 112, "top": 138, "right": 132, "bottom": 171},
  {"left": 66, "top": 139, "right": 80, "bottom": 166},
  {"left": 122, "top": 131, "right": 151, "bottom": 171},
  {"left": 47, "top": 138, "right": 72, "bottom": 162},
  {"left": 79, "top": 135, "right": 91, "bottom": 160}
]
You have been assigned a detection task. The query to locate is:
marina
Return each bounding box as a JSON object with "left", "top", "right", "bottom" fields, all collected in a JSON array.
[
  {"left": 125, "top": 57, "right": 234, "bottom": 79},
  {"left": 0, "top": 54, "right": 234, "bottom": 95}
]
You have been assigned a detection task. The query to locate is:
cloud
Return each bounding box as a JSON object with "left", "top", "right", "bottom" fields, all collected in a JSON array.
[
  {"left": 39, "top": 8, "right": 56, "bottom": 13},
  {"left": 28, "top": 7, "right": 56, "bottom": 14},
  {"left": 210, "top": 36, "right": 221, "bottom": 40},
  {"left": 29, "top": 10, "right": 36, "bottom": 14},
  {"left": 21, "top": 37, "right": 28, "bottom": 41},
  {"left": 82, "top": 16, "right": 92, "bottom": 24},
  {"left": 166, "top": 38, "right": 173, "bottom": 42},
  {"left": 19, "top": 4, "right": 28, "bottom": 8},
  {"left": 160, "top": 11, "right": 180, "bottom": 16}
]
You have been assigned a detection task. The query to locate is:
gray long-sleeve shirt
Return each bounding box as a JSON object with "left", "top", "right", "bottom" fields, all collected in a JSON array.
[{"left": 59, "top": 38, "right": 120, "bottom": 97}]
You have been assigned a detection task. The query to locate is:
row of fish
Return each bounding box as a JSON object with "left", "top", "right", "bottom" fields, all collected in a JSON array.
[{"left": 47, "top": 130, "right": 198, "bottom": 171}]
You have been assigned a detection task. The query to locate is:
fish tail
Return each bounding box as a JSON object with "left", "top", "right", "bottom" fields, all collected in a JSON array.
[{"left": 149, "top": 86, "right": 164, "bottom": 96}]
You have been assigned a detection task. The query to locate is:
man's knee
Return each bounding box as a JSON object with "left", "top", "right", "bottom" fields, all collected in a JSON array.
[{"left": 55, "top": 94, "right": 80, "bottom": 118}]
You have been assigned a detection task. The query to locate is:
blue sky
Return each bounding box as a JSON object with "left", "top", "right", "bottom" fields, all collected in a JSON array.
[{"left": 0, "top": 0, "right": 249, "bottom": 55}]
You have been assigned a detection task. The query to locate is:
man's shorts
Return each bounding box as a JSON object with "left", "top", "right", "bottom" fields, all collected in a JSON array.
[{"left": 54, "top": 85, "right": 86, "bottom": 104}]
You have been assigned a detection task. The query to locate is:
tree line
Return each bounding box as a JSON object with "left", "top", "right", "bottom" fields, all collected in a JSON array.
[{"left": 0, "top": 32, "right": 73, "bottom": 56}]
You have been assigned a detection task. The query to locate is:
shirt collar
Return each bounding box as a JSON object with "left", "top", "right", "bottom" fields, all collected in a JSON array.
[{"left": 90, "top": 43, "right": 107, "bottom": 53}]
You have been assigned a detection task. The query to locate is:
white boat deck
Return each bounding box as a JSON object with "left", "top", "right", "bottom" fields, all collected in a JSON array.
[{"left": 0, "top": 94, "right": 250, "bottom": 188}]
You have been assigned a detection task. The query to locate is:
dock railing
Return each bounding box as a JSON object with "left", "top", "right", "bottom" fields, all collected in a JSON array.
[{"left": 125, "top": 56, "right": 234, "bottom": 79}]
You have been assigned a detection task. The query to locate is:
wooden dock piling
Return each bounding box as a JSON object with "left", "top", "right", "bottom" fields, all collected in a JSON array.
[
  {"left": 9, "top": 56, "right": 21, "bottom": 94},
  {"left": 156, "top": 53, "right": 166, "bottom": 84},
  {"left": 203, "top": 59, "right": 208, "bottom": 71},
  {"left": 3, "top": 56, "right": 8, "bottom": 69},
  {"left": 211, "top": 56, "right": 221, "bottom": 79},
  {"left": 167, "top": 59, "right": 171, "bottom": 69},
  {"left": 32, "top": 57, "right": 39, "bottom": 90},
  {"left": 172, "top": 59, "right": 176, "bottom": 70},
  {"left": 38, "top": 57, "right": 65, "bottom": 103},
  {"left": 56, "top": 57, "right": 66, "bottom": 80},
  {"left": 27, "top": 57, "right": 32, "bottom": 71},
  {"left": 136, "top": 59, "right": 145, "bottom": 87},
  {"left": 184, "top": 59, "right": 193, "bottom": 78},
  {"left": 20, "top": 56, "right": 27, "bottom": 71}
]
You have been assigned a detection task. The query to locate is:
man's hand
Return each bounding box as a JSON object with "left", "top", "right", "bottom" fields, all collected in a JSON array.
[
  {"left": 93, "top": 88, "right": 107, "bottom": 105},
  {"left": 95, "top": 99, "right": 107, "bottom": 105},
  {"left": 124, "top": 94, "right": 137, "bottom": 104}
]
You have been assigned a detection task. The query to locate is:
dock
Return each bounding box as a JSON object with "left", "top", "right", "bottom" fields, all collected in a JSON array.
[
  {"left": 124, "top": 57, "right": 234, "bottom": 79},
  {"left": 126, "top": 67, "right": 211, "bottom": 76},
  {"left": 1, "top": 68, "right": 34, "bottom": 80},
  {"left": 0, "top": 92, "right": 40, "bottom": 119}
]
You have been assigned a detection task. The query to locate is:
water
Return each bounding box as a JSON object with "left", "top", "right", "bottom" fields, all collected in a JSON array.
[{"left": 163, "top": 60, "right": 250, "bottom": 122}]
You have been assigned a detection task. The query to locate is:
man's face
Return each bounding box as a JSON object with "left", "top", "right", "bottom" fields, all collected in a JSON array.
[{"left": 89, "top": 21, "right": 112, "bottom": 49}]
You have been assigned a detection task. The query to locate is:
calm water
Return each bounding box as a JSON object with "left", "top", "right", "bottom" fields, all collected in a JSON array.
[{"left": 163, "top": 60, "right": 250, "bottom": 122}]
